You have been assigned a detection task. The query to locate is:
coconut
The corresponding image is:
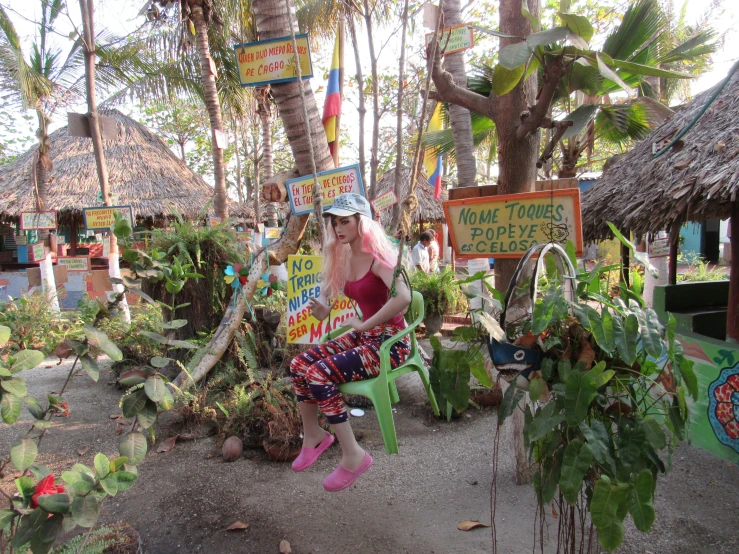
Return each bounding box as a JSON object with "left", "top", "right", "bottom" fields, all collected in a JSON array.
[{"left": 222, "top": 436, "right": 243, "bottom": 462}]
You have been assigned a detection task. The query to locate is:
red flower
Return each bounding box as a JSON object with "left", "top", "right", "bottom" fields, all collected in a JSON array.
[
  {"left": 31, "top": 475, "right": 65, "bottom": 509},
  {"left": 58, "top": 401, "right": 70, "bottom": 417}
]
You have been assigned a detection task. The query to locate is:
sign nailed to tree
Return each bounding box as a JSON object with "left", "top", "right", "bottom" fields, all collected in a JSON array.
[
  {"left": 20, "top": 211, "right": 57, "bottom": 230},
  {"left": 83, "top": 206, "right": 134, "bottom": 232},
  {"left": 443, "top": 189, "right": 583, "bottom": 259},
  {"left": 234, "top": 34, "right": 313, "bottom": 87},
  {"left": 285, "top": 164, "right": 365, "bottom": 216},
  {"left": 425, "top": 24, "right": 475, "bottom": 56}
]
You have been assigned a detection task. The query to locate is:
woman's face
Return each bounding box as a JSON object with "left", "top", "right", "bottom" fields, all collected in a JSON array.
[{"left": 331, "top": 214, "right": 360, "bottom": 244}]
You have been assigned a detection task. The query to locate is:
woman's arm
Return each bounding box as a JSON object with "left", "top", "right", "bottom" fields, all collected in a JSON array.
[{"left": 348, "top": 262, "right": 411, "bottom": 332}]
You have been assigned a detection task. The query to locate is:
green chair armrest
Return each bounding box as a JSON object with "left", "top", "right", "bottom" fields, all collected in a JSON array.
[{"left": 319, "top": 324, "right": 353, "bottom": 343}]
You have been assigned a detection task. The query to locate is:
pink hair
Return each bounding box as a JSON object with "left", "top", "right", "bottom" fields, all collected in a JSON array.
[{"left": 321, "top": 214, "right": 398, "bottom": 299}]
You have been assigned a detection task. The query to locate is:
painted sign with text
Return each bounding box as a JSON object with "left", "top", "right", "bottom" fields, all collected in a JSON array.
[
  {"left": 30, "top": 242, "right": 45, "bottom": 262},
  {"left": 648, "top": 237, "right": 670, "bottom": 258},
  {"left": 443, "top": 189, "right": 583, "bottom": 258},
  {"left": 83, "top": 206, "right": 134, "bottom": 231},
  {"left": 371, "top": 190, "right": 398, "bottom": 213},
  {"left": 265, "top": 227, "right": 282, "bottom": 239},
  {"left": 425, "top": 24, "right": 474, "bottom": 56},
  {"left": 285, "top": 164, "right": 365, "bottom": 216},
  {"left": 287, "top": 255, "right": 357, "bottom": 344},
  {"left": 58, "top": 256, "right": 90, "bottom": 272},
  {"left": 20, "top": 211, "right": 57, "bottom": 230},
  {"left": 234, "top": 34, "right": 313, "bottom": 87}
]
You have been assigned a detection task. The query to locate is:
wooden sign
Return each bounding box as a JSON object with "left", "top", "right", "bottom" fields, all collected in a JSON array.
[
  {"left": 425, "top": 24, "right": 475, "bottom": 56},
  {"left": 58, "top": 256, "right": 91, "bottom": 272},
  {"left": 0, "top": 224, "right": 11, "bottom": 236},
  {"left": 20, "top": 211, "right": 57, "bottom": 230},
  {"left": 67, "top": 113, "right": 118, "bottom": 140},
  {"left": 649, "top": 237, "right": 670, "bottom": 258},
  {"left": 265, "top": 227, "right": 282, "bottom": 239},
  {"left": 371, "top": 190, "right": 398, "bottom": 213},
  {"left": 207, "top": 215, "right": 222, "bottom": 226},
  {"left": 256, "top": 222, "right": 265, "bottom": 233},
  {"left": 83, "top": 205, "right": 134, "bottom": 231},
  {"left": 234, "top": 34, "right": 313, "bottom": 87},
  {"left": 30, "top": 242, "right": 45, "bottom": 262},
  {"left": 443, "top": 189, "right": 583, "bottom": 259},
  {"left": 286, "top": 164, "right": 365, "bottom": 216}
]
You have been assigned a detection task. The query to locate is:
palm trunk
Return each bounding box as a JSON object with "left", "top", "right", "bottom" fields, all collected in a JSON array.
[
  {"left": 441, "top": 0, "right": 476, "bottom": 188},
  {"left": 390, "top": 0, "right": 410, "bottom": 230},
  {"left": 362, "top": 0, "right": 380, "bottom": 200},
  {"left": 190, "top": 3, "right": 229, "bottom": 220},
  {"left": 176, "top": 0, "right": 334, "bottom": 386},
  {"left": 347, "top": 14, "right": 367, "bottom": 186},
  {"left": 178, "top": 140, "right": 187, "bottom": 164},
  {"left": 230, "top": 108, "right": 244, "bottom": 204},
  {"left": 256, "top": 86, "right": 274, "bottom": 180}
]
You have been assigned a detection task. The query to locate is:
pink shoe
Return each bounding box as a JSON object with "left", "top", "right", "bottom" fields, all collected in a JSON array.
[
  {"left": 323, "top": 452, "right": 373, "bottom": 492},
  {"left": 292, "top": 432, "right": 334, "bottom": 472}
]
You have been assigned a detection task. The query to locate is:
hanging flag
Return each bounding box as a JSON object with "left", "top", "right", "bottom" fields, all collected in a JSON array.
[
  {"left": 424, "top": 103, "right": 443, "bottom": 200},
  {"left": 322, "top": 29, "right": 342, "bottom": 160}
]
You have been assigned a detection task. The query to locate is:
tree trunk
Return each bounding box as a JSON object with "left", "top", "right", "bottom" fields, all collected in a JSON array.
[
  {"left": 391, "top": 0, "right": 410, "bottom": 229},
  {"left": 347, "top": 14, "right": 367, "bottom": 187},
  {"left": 178, "top": 140, "right": 187, "bottom": 164},
  {"left": 176, "top": 0, "right": 334, "bottom": 386},
  {"left": 440, "top": 0, "right": 476, "bottom": 188},
  {"left": 256, "top": 86, "right": 274, "bottom": 180},
  {"left": 362, "top": 0, "right": 380, "bottom": 200},
  {"left": 190, "top": 2, "right": 229, "bottom": 220}
]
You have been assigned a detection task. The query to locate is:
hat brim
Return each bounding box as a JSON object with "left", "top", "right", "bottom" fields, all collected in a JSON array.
[{"left": 323, "top": 207, "right": 359, "bottom": 218}]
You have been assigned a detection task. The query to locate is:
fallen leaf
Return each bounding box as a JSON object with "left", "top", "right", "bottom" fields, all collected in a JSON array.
[
  {"left": 466, "top": 479, "right": 478, "bottom": 486},
  {"left": 279, "top": 539, "right": 292, "bottom": 553},
  {"left": 157, "top": 435, "right": 178, "bottom": 453},
  {"left": 457, "top": 520, "right": 490, "bottom": 531},
  {"left": 225, "top": 521, "right": 249, "bottom": 531},
  {"left": 577, "top": 336, "right": 595, "bottom": 370},
  {"left": 76, "top": 446, "right": 89, "bottom": 457},
  {"left": 53, "top": 341, "right": 74, "bottom": 360},
  {"left": 109, "top": 414, "right": 121, "bottom": 419},
  {"left": 551, "top": 504, "right": 558, "bottom": 518},
  {"left": 179, "top": 433, "right": 196, "bottom": 441}
]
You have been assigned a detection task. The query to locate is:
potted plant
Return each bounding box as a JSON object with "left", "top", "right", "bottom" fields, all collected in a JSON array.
[{"left": 410, "top": 267, "right": 464, "bottom": 335}]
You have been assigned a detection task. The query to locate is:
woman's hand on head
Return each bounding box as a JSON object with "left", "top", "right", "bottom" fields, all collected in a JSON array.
[{"left": 308, "top": 297, "right": 332, "bottom": 321}]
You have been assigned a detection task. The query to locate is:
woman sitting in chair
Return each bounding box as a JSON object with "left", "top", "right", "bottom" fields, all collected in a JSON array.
[{"left": 289, "top": 192, "right": 412, "bottom": 491}]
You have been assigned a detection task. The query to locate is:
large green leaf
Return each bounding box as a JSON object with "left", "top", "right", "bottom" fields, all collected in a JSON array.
[
  {"left": 8, "top": 350, "right": 45, "bottom": 373},
  {"left": 1, "top": 392, "right": 22, "bottom": 424},
  {"left": 144, "top": 376, "right": 167, "bottom": 403},
  {"left": 37, "top": 493, "right": 70, "bottom": 514},
  {"left": 11, "top": 438, "right": 38, "bottom": 471},
  {"left": 579, "top": 420, "right": 616, "bottom": 476},
  {"left": 590, "top": 476, "right": 629, "bottom": 551},
  {"left": 84, "top": 326, "right": 123, "bottom": 361},
  {"left": 526, "top": 27, "right": 569, "bottom": 47},
  {"left": 558, "top": 12, "right": 593, "bottom": 42},
  {"left": 596, "top": 52, "right": 634, "bottom": 97},
  {"left": 587, "top": 306, "right": 615, "bottom": 353},
  {"left": 498, "top": 41, "right": 533, "bottom": 70},
  {"left": 31, "top": 512, "right": 64, "bottom": 553},
  {"left": 498, "top": 382, "right": 524, "bottom": 427},
  {"left": 678, "top": 357, "right": 699, "bottom": 400},
  {"left": 0, "top": 325, "right": 10, "bottom": 347},
  {"left": 1, "top": 377, "right": 27, "bottom": 398},
  {"left": 535, "top": 448, "right": 562, "bottom": 504},
  {"left": 492, "top": 63, "right": 525, "bottom": 96},
  {"left": 529, "top": 377, "right": 544, "bottom": 403},
  {"left": 121, "top": 389, "right": 147, "bottom": 418},
  {"left": 11, "top": 508, "right": 47, "bottom": 548},
  {"left": 80, "top": 354, "right": 99, "bottom": 382},
  {"left": 613, "top": 313, "right": 638, "bottom": 365},
  {"left": 119, "top": 432, "right": 147, "bottom": 465},
  {"left": 24, "top": 397, "right": 44, "bottom": 420},
  {"left": 606, "top": 222, "right": 659, "bottom": 278},
  {"left": 565, "top": 368, "right": 597, "bottom": 426},
  {"left": 635, "top": 308, "right": 663, "bottom": 359},
  {"left": 627, "top": 469, "right": 655, "bottom": 532},
  {"left": 71, "top": 495, "right": 99, "bottom": 528},
  {"left": 559, "top": 439, "right": 593, "bottom": 505},
  {"left": 100, "top": 475, "right": 119, "bottom": 496},
  {"left": 560, "top": 103, "right": 598, "bottom": 140},
  {"left": 112, "top": 470, "right": 137, "bottom": 492},
  {"left": 641, "top": 418, "right": 666, "bottom": 450},
  {"left": 136, "top": 400, "right": 158, "bottom": 429},
  {"left": 94, "top": 453, "right": 110, "bottom": 479},
  {"left": 526, "top": 402, "right": 565, "bottom": 442}
]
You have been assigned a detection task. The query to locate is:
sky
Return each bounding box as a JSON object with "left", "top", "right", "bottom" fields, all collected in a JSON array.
[{"left": 3, "top": 0, "right": 738, "bottom": 173}]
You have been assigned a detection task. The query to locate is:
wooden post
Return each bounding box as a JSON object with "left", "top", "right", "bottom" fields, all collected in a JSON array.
[
  {"left": 668, "top": 218, "right": 682, "bottom": 285},
  {"left": 727, "top": 202, "right": 738, "bottom": 342},
  {"left": 70, "top": 220, "right": 78, "bottom": 257}
]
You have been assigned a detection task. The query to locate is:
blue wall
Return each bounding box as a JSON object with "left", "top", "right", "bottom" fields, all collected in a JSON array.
[{"left": 680, "top": 222, "right": 702, "bottom": 258}]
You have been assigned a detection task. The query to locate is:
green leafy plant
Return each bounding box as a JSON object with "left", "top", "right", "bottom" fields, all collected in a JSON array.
[
  {"left": 410, "top": 267, "right": 466, "bottom": 316},
  {"left": 677, "top": 253, "right": 728, "bottom": 282}
]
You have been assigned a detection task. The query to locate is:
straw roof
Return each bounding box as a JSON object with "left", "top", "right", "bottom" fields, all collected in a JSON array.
[
  {"left": 582, "top": 67, "right": 739, "bottom": 241},
  {"left": 375, "top": 166, "right": 448, "bottom": 226},
  {"left": 0, "top": 109, "right": 214, "bottom": 227}
]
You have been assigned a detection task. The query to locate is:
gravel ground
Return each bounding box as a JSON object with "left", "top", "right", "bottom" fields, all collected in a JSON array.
[{"left": 0, "top": 346, "right": 736, "bottom": 554}]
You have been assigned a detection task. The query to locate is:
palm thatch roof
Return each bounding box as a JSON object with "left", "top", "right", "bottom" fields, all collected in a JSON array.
[
  {"left": 375, "top": 166, "right": 448, "bottom": 226},
  {"left": 582, "top": 67, "right": 739, "bottom": 241},
  {"left": 0, "top": 109, "right": 214, "bottom": 228}
]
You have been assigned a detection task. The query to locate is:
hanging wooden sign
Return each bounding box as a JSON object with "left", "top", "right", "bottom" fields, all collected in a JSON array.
[
  {"left": 371, "top": 190, "right": 398, "bottom": 213},
  {"left": 649, "top": 237, "right": 670, "bottom": 258},
  {"left": 265, "top": 227, "right": 282, "bottom": 239},
  {"left": 443, "top": 189, "right": 583, "bottom": 259},
  {"left": 58, "top": 256, "right": 91, "bottom": 272},
  {"left": 29, "top": 242, "right": 45, "bottom": 262},
  {"left": 20, "top": 211, "right": 57, "bottom": 230},
  {"left": 285, "top": 164, "right": 365, "bottom": 216},
  {"left": 425, "top": 24, "right": 475, "bottom": 56},
  {"left": 234, "top": 34, "right": 313, "bottom": 87},
  {"left": 83, "top": 206, "right": 134, "bottom": 231}
]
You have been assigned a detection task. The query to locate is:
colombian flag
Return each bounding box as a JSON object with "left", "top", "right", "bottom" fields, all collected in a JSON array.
[
  {"left": 423, "top": 103, "right": 443, "bottom": 199},
  {"left": 322, "top": 29, "right": 342, "bottom": 158}
]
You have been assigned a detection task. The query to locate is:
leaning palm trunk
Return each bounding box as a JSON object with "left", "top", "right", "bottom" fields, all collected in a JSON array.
[
  {"left": 257, "top": 86, "right": 274, "bottom": 180},
  {"left": 190, "top": 3, "right": 229, "bottom": 220},
  {"left": 175, "top": 0, "right": 334, "bottom": 387}
]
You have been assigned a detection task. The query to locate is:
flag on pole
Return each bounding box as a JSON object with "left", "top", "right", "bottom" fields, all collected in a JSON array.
[
  {"left": 322, "top": 29, "right": 342, "bottom": 159},
  {"left": 424, "top": 103, "right": 443, "bottom": 200}
]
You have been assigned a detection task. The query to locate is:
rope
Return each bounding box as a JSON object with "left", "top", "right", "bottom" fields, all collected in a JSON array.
[{"left": 285, "top": 0, "right": 326, "bottom": 251}]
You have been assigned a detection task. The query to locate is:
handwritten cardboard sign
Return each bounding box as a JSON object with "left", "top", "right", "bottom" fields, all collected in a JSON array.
[
  {"left": 30, "top": 242, "right": 45, "bottom": 262},
  {"left": 265, "top": 227, "right": 282, "bottom": 239},
  {"left": 58, "top": 256, "right": 91, "bottom": 272},
  {"left": 234, "top": 34, "right": 313, "bottom": 87},
  {"left": 425, "top": 24, "right": 475, "bottom": 56},
  {"left": 83, "top": 206, "right": 134, "bottom": 231},
  {"left": 287, "top": 255, "right": 357, "bottom": 344},
  {"left": 20, "top": 211, "right": 57, "bottom": 230},
  {"left": 371, "top": 190, "right": 398, "bottom": 213},
  {"left": 286, "top": 165, "right": 365, "bottom": 216},
  {"left": 443, "top": 189, "right": 583, "bottom": 259},
  {"left": 649, "top": 237, "right": 670, "bottom": 258}
]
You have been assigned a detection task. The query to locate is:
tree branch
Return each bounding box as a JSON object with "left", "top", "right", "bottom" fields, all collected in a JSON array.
[
  {"left": 517, "top": 56, "right": 567, "bottom": 139},
  {"left": 428, "top": 42, "right": 492, "bottom": 118},
  {"left": 537, "top": 120, "right": 573, "bottom": 168}
]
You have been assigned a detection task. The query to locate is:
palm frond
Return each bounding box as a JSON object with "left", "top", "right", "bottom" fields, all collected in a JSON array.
[{"left": 602, "top": 0, "right": 664, "bottom": 62}]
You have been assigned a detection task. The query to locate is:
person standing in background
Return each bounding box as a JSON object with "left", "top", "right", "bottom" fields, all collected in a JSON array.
[
  {"left": 427, "top": 229, "right": 440, "bottom": 272},
  {"left": 411, "top": 232, "right": 432, "bottom": 273}
]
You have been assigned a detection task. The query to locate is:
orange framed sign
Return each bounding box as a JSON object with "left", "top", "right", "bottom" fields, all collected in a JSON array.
[
  {"left": 443, "top": 189, "right": 583, "bottom": 259},
  {"left": 425, "top": 24, "right": 475, "bottom": 56}
]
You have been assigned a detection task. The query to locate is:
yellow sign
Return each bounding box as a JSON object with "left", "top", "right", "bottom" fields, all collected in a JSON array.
[
  {"left": 443, "top": 189, "right": 583, "bottom": 258},
  {"left": 371, "top": 190, "right": 398, "bottom": 213},
  {"left": 20, "top": 211, "right": 57, "bottom": 230},
  {"left": 425, "top": 24, "right": 475, "bottom": 56},
  {"left": 58, "top": 256, "right": 90, "bottom": 272},
  {"left": 234, "top": 34, "right": 313, "bottom": 87},
  {"left": 30, "top": 242, "right": 45, "bottom": 262},
  {"left": 287, "top": 255, "right": 357, "bottom": 344},
  {"left": 286, "top": 164, "right": 365, "bottom": 216},
  {"left": 83, "top": 205, "right": 134, "bottom": 231},
  {"left": 265, "top": 227, "right": 282, "bottom": 239}
]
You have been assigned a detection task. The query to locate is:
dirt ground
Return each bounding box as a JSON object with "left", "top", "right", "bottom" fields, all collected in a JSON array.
[{"left": 0, "top": 347, "right": 737, "bottom": 554}]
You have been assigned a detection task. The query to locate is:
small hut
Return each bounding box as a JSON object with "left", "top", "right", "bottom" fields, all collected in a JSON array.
[
  {"left": 374, "top": 167, "right": 448, "bottom": 229},
  {"left": 0, "top": 109, "right": 214, "bottom": 237}
]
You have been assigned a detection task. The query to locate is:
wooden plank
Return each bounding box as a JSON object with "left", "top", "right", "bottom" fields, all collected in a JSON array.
[{"left": 448, "top": 187, "right": 480, "bottom": 201}]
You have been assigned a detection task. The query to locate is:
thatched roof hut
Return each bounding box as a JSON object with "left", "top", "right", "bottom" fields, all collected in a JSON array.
[
  {"left": 0, "top": 109, "right": 214, "bottom": 228},
  {"left": 375, "top": 166, "right": 448, "bottom": 227},
  {"left": 582, "top": 67, "right": 739, "bottom": 241}
]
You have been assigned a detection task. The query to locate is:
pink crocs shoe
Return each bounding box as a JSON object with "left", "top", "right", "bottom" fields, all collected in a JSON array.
[
  {"left": 322, "top": 452, "right": 373, "bottom": 492},
  {"left": 292, "top": 432, "right": 334, "bottom": 472}
]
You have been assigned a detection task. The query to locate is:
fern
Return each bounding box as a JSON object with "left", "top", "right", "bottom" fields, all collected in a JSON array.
[{"left": 52, "top": 526, "right": 127, "bottom": 554}]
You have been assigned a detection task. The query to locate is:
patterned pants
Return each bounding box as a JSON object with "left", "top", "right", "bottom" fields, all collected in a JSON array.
[{"left": 290, "top": 324, "right": 410, "bottom": 424}]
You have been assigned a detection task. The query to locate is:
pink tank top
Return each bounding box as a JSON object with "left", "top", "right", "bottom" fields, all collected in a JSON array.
[{"left": 343, "top": 261, "right": 406, "bottom": 328}]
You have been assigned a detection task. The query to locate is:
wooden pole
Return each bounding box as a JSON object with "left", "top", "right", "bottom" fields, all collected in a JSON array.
[
  {"left": 668, "top": 218, "right": 682, "bottom": 285},
  {"left": 727, "top": 202, "right": 738, "bottom": 342},
  {"left": 70, "top": 220, "right": 78, "bottom": 257}
]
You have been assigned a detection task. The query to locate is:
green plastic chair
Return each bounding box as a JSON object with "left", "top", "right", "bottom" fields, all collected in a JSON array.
[{"left": 319, "top": 291, "right": 440, "bottom": 454}]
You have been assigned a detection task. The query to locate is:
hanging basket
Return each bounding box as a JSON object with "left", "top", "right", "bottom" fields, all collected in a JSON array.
[{"left": 488, "top": 243, "right": 577, "bottom": 389}]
